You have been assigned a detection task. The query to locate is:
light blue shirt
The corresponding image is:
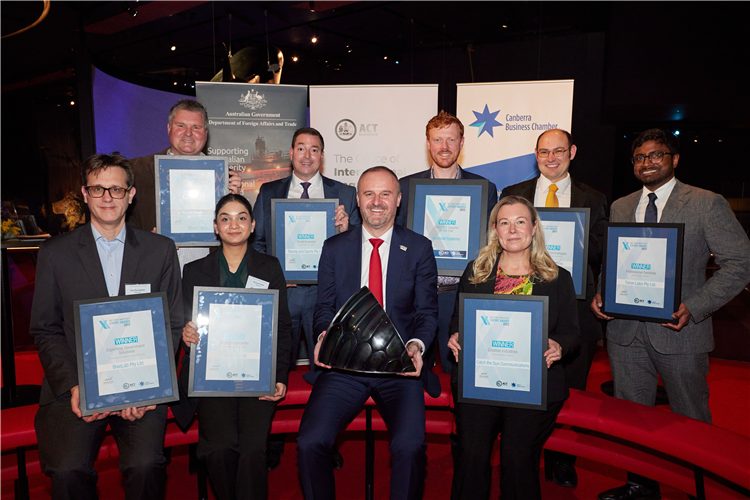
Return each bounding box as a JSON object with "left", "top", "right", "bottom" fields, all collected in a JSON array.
[{"left": 92, "top": 224, "right": 126, "bottom": 297}]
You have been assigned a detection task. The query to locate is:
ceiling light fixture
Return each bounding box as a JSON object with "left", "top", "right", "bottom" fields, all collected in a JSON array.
[
  {"left": 292, "top": 56, "right": 299, "bottom": 62},
  {"left": 311, "top": 36, "right": 318, "bottom": 43},
  {"left": 171, "top": 45, "right": 176, "bottom": 51}
]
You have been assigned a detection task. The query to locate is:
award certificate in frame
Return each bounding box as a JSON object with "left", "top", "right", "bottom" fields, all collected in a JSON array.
[
  {"left": 458, "top": 293, "right": 548, "bottom": 410},
  {"left": 536, "top": 208, "right": 590, "bottom": 299},
  {"left": 155, "top": 155, "right": 229, "bottom": 246},
  {"left": 188, "top": 287, "right": 278, "bottom": 397},
  {"left": 74, "top": 292, "right": 178, "bottom": 416},
  {"left": 406, "top": 179, "right": 488, "bottom": 276},
  {"left": 601, "top": 223, "right": 684, "bottom": 323},
  {"left": 270, "top": 199, "right": 339, "bottom": 284}
]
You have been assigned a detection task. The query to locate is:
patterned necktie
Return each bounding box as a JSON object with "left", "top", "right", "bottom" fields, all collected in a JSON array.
[
  {"left": 300, "top": 182, "right": 311, "bottom": 199},
  {"left": 645, "top": 192, "right": 658, "bottom": 223},
  {"left": 545, "top": 184, "right": 559, "bottom": 208},
  {"left": 369, "top": 238, "right": 384, "bottom": 306}
]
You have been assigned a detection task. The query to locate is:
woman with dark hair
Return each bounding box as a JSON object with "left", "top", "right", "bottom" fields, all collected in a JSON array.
[
  {"left": 447, "top": 195, "right": 580, "bottom": 500},
  {"left": 178, "top": 194, "right": 292, "bottom": 500}
]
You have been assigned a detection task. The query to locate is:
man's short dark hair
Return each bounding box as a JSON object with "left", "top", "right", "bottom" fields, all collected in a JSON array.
[
  {"left": 168, "top": 99, "right": 209, "bottom": 129},
  {"left": 535, "top": 129, "right": 574, "bottom": 149},
  {"left": 291, "top": 127, "right": 325, "bottom": 152},
  {"left": 81, "top": 153, "right": 135, "bottom": 188},
  {"left": 357, "top": 166, "right": 400, "bottom": 193},
  {"left": 631, "top": 129, "right": 679, "bottom": 155}
]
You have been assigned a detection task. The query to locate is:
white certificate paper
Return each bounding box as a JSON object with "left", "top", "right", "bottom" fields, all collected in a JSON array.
[
  {"left": 93, "top": 310, "right": 159, "bottom": 397},
  {"left": 424, "top": 195, "right": 471, "bottom": 259},
  {"left": 615, "top": 237, "right": 667, "bottom": 308},
  {"left": 542, "top": 220, "right": 576, "bottom": 273},
  {"left": 205, "top": 303, "right": 262, "bottom": 381},
  {"left": 474, "top": 310, "right": 531, "bottom": 392},
  {"left": 284, "top": 211, "right": 327, "bottom": 271},
  {"left": 169, "top": 169, "right": 215, "bottom": 233}
]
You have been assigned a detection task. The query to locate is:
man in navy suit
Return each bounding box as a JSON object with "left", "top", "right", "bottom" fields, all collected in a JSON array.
[
  {"left": 297, "top": 166, "right": 439, "bottom": 500},
  {"left": 252, "top": 127, "right": 361, "bottom": 381},
  {"left": 396, "top": 111, "right": 498, "bottom": 374}
]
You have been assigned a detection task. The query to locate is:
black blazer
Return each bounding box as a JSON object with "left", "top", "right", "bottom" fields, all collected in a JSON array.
[
  {"left": 500, "top": 176, "right": 609, "bottom": 341},
  {"left": 396, "top": 167, "right": 499, "bottom": 228},
  {"left": 448, "top": 260, "right": 581, "bottom": 403},
  {"left": 251, "top": 174, "right": 361, "bottom": 254},
  {"left": 172, "top": 245, "right": 293, "bottom": 428},
  {"left": 30, "top": 223, "right": 184, "bottom": 406}
]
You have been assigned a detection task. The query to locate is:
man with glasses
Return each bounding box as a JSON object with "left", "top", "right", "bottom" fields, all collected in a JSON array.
[
  {"left": 591, "top": 129, "right": 750, "bottom": 500},
  {"left": 31, "top": 153, "right": 183, "bottom": 500},
  {"left": 500, "top": 128, "right": 608, "bottom": 489}
]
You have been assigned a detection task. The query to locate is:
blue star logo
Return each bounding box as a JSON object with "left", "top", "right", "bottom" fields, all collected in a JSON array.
[{"left": 469, "top": 105, "right": 502, "bottom": 138}]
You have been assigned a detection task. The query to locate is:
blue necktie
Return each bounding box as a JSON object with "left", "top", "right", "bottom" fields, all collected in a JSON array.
[
  {"left": 645, "top": 192, "right": 658, "bottom": 223},
  {"left": 301, "top": 182, "right": 311, "bottom": 199}
]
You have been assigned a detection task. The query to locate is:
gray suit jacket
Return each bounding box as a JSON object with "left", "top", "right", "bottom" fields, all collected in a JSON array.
[
  {"left": 605, "top": 179, "right": 750, "bottom": 354},
  {"left": 30, "top": 223, "right": 184, "bottom": 406}
]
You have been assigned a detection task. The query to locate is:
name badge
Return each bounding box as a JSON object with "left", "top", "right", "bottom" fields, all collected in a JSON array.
[
  {"left": 245, "top": 276, "right": 270, "bottom": 289},
  {"left": 125, "top": 284, "right": 151, "bottom": 295}
]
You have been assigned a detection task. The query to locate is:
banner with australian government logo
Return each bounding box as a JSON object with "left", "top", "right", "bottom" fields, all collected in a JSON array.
[
  {"left": 196, "top": 82, "right": 308, "bottom": 205},
  {"left": 456, "top": 80, "right": 574, "bottom": 194},
  {"left": 309, "top": 85, "right": 438, "bottom": 187}
]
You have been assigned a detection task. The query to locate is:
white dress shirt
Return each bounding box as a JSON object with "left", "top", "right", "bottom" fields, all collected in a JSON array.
[
  {"left": 360, "top": 225, "right": 425, "bottom": 354},
  {"left": 534, "top": 173, "right": 572, "bottom": 208},
  {"left": 635, "top": 176, "right": 677, "bottom": 223},
  {"left": 288, "top": 171, "right": 325, "bottom": 199}
]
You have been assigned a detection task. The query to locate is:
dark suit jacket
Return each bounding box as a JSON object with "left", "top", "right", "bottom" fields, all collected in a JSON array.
[
  {"left": 314, "top": 224, "right": 441, "bottom": 397},
  {"left": 171, "top": 246, "right": 293, "bottom": 428},
  {"left": 448, "top": 262, "right": 581, "bottom": 403},
  {"left": 605, "top": 180, "right": 750, "bottom": 354},
  {"left": 251, "top": 174, "right": 361, "bottom": 254},
  {"left": 128, "top": 148, "right": 170, "bottom": 232},
  {"left": 30, "top": 223, "right": 183, "bottom": 406},
  {"left": 501, "top": 175, "right": 609, "bottom": 341},
  {"left": 396, "top": 166, "right": 499, "bottom": 228}
]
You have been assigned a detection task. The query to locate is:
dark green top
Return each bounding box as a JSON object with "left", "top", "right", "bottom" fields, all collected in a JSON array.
[{"left": 218, "top": 249, "right": 248, "bottom": 288}]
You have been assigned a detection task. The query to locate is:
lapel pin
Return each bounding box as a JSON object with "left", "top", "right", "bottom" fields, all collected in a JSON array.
[{"left": 400, "top": 245, "right": 407, "bottom": 251}]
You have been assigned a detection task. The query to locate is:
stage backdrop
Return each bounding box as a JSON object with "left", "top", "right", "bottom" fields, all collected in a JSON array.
[
  {"left": 309, "top": 85, "right": 438, "bottom": 187},
  {"left": 456, "top": 80, "right": 574, "bottom": 195},
  {"left": 93, "top": 67, "right": 187, "bottom": 159},
  {"left": 196, "top": 82, "right": 308, "bottom": 206}
]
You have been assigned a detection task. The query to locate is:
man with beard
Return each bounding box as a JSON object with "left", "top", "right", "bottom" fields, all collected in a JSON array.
[
  {"left": 297, "top": 166, "right": 439, "bottom": 500},
  {"left": 396, "top": 111, "right": 498, "bottom": 374},
  {"left": 591, "top": 128, "right": 750, "bottom": 500}
]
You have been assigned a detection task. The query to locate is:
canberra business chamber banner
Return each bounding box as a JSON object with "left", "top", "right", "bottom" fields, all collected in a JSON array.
[
  {"left": 456, "top": 80, "right": 574, "bottom": 194},
  {"left": 196, "top": 82, "right": 308, "bottom": 206},
  {"left": 309, "top": 84, "right": 438, "bottom": 187}
]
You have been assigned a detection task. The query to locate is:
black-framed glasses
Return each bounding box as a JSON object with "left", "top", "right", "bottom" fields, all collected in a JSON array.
[
  {"left": 537, "top": 148, "right": 569, "bottom": 158},
  {"left": 631, "top": 151, "right": 673, "bottom": 165},
  {"left": 84, "top": 186, "right": 132, "bottom": 199}
]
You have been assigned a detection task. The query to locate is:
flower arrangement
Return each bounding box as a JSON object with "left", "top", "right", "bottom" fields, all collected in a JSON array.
[{"left": 1, "top": 219, "right": 21, "bottom": 240}]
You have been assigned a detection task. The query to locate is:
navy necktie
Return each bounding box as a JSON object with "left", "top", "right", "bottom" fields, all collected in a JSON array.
[
  {"left": 301, "top": 182, "right": 311, "bottom": 199},
  {"left": 645, "top": 192, "right": 658, "bottom": 223}
]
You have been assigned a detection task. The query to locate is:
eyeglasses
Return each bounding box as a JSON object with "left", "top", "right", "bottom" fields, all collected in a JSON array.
[
  {"left": 85, "top": 186, "right": 131, "bottom": 199},
  {"left": 537, "top": 148, "right": 569, "bottom": 158},
  {"left": 631, "top": 151, "right": 673, "bottom": 165}
]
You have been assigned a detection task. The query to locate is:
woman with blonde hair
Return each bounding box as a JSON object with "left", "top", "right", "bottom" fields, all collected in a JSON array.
[{"left": 447, "top": 195, "right": 580, "bottom": 500}]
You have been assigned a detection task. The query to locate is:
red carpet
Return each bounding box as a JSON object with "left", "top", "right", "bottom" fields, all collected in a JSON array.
[{"left": 3, "top": 348, "right": 749, "bottom": 499}]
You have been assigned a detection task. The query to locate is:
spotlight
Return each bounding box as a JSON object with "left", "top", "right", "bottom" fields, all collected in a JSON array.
[
  {"left": 126, "top": 7, "right": 137, "bottom": 17},
  {"left": 383, "top": 56, "right": 388, "bottom": 60},
  {"left": 311, "top": 36, "right": 318, "bottom": 43},
  {"left": 674, "top": 130, "right": 680, "bottom": 136},
  {"left": 70, "top": 101, "right": 75, "bottom": 106},
  {"left": 292, "top": 56, "right": 299, "bottom": 62},
  {"left": 171, "top": 45, "right": 176, "bottom": 51},
  {"left": 173, "top": 82, "right": 177, "bottom": 86}
]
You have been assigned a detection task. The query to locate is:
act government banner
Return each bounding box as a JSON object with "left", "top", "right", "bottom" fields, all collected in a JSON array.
[
  {"left": 309, "top": 85, "right": 438, "bottom": 187},
  {"left": 196, "top": 82, "right": 308, "bottom": 206},
  {"left": 456, "top": 80, "right": 574, "bottom": 195}
]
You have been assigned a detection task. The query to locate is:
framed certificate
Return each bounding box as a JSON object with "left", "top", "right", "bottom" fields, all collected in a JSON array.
[
  {"left": 406, "top": 179, "right": 489, "bottom": 276},
  {"left": 270, "top": 199, "right": 339, "bottom": 284},
  {"left": 601, "top": 223, "right": 684, "bottom": 323},
  {"left": 74, "top": 292, "right": 179, "bottom": 416},
  {"left": 457, "top": 293, "right": 548, "bottom": 410},
  {"left": 155, "top": 155, "right": 229, "bottom": 246},
  {"left": 536, "top": 208, "right": 590, "bottom": 299},
  {"left": 188, "top": 287, "right": 278, "bottom": 397}
]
